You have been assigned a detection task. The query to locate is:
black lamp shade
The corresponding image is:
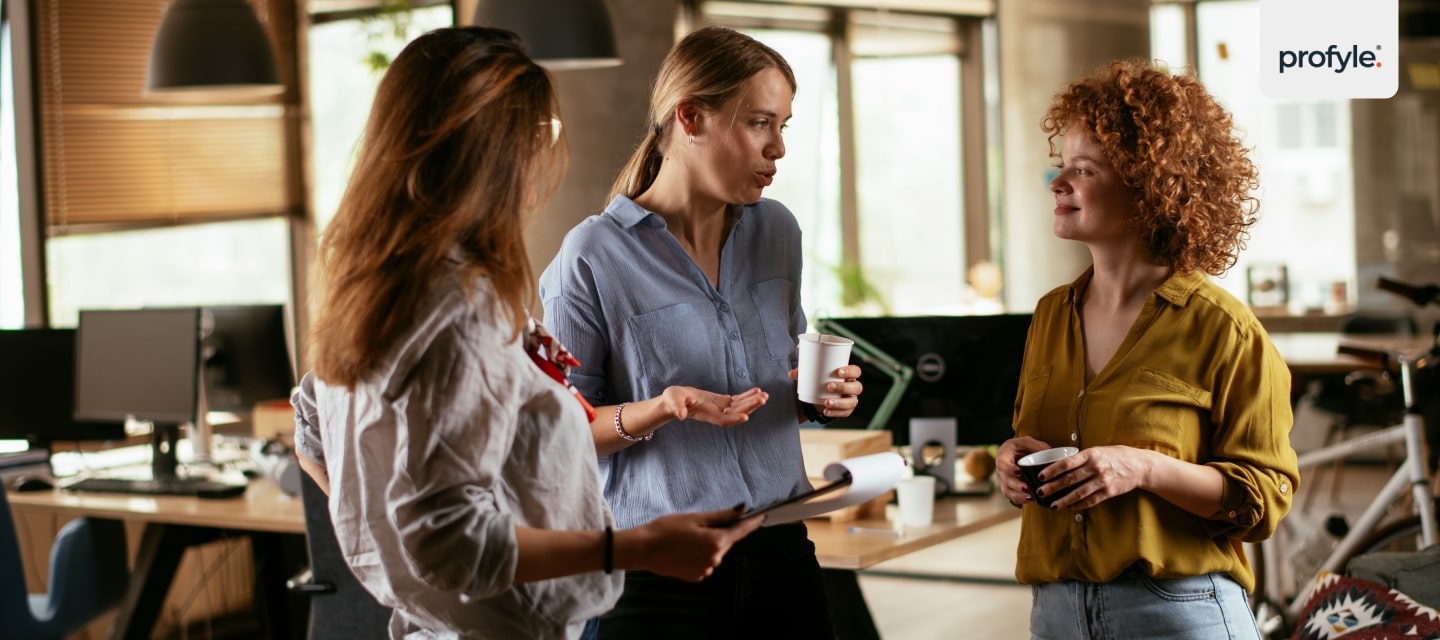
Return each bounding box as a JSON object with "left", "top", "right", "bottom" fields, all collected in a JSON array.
[
  {"left": 146, "top": 0, "right": 282, "bottom": 93},
  {"left": 473, "top": 0, "right": 622, "bottom": 70}
]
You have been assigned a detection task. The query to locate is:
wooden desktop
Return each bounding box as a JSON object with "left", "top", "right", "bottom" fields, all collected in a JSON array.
[
  {"left": 9, "top": 455, "right": 1018, "bottom": 640},
  {"left": 8, "top": 479, "right": 307, "bottom": 640}
]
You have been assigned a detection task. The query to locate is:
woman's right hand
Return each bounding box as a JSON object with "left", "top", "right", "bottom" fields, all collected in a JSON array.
[
  {"left": 660, "top": 386, "right": 768, "bottom": 427},
  {"left": 618, "top": 506, "right": 763, "bottom": 582},
  {"left": 997, "top": 436, "right": 1051, "bottom": 507}
]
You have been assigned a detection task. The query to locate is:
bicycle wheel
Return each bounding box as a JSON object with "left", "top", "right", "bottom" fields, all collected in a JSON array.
[{"left": 1341, "top": 496, "right": 1440, "bottom": 563}]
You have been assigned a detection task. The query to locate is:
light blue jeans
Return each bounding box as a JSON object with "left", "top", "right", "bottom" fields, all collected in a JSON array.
[{"left": 1031, "top": 568, "right": 1262, "bottom": 640}]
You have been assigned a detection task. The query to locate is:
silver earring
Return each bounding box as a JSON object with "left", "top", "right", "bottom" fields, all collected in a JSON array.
[{"left": 688, "top": 134, "right": 695, "bottom": 145}]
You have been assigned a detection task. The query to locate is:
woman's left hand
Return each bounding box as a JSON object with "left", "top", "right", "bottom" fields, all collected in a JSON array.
[
  {"left": 787, "top": 364, "right": 864, "bottom": 419},
  {"left": 1040, "top": 445, "right": 1155, "bottom": 510}
]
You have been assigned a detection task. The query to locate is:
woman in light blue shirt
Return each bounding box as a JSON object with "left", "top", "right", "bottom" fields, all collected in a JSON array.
[{"left": 540, "top": 26, "right": 863, "bottom": 639}]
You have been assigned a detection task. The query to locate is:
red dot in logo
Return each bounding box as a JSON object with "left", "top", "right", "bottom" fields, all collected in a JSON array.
[{"left": 1377, "top": 62, "right": 1383, "bottom": 67}]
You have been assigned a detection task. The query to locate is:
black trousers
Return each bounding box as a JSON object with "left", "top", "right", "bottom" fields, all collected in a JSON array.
[{"left": 597, "top": 522, "right": 834, "bottom": 640}]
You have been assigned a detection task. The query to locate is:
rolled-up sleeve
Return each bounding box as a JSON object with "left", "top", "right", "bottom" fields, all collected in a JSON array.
[
  {"left": 292, "top": 372, "right": 325, "bottom": 466},
  {"left": 1205, "top": 326, "right": 1300, "bottom": 541},
  {"left": 361, "top": 327, "right": 521, "bottom": 599}
]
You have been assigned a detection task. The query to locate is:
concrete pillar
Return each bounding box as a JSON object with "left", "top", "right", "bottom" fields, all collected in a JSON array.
[{"left": 996, "top": 0, "right": 1150, "bottom": 311}]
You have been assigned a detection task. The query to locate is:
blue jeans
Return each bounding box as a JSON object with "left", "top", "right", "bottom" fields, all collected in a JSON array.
[
  {"left": 596, "top": 522, "right": 833, "bottom": 639},
  {"left": 1031, "top": 568, "right": 1261, "bottom": 640}
]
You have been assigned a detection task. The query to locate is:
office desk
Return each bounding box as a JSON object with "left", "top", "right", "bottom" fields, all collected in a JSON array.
[
  {"left": 8, "top": 480, "right": 307, "bottom": 640},
  {"left": 1268, "top": 331, "right": 1434, "bottom": 375},
  {"left": 12, "top": 481, "right": 1016, "bottom": 640},
  {"left": 808, "top": 491, "right": 1020, "bottom": 640}
]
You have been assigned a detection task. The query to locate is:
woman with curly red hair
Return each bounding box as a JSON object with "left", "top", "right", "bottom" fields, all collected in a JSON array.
[{"left": 995, "top": 59, "right": 1299, "bottom": 638}]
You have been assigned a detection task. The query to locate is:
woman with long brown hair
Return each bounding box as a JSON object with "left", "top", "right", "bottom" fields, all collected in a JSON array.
[
  {"left": 291, "top": 27, "right": 760, "bottom": 640},
  {"left": 540, "top": 26, "right": 862, "bottom": 638}
]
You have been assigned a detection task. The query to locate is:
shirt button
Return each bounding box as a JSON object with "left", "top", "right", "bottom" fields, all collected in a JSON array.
[
  {"left": 1076, "top": 390, "right": 1085, "bottom": 398},
  {"left": 1280, "top": 483, "right": 1290, "bottom": 494},
  {"left": 719, "top": 303, "right": 731, "bottom": 313},
  {"left": 1228, "top": 510, "right": 1238, "bottom": 519},
  {"left": 729, "top": 330, "right": 739, "bottom": 340},
  {"left": 737, "top": 369, "right": 748, "bottom": 378},
  {"left": 1073, "top": 513, "right": 1084, "bottom": 523},
  {"left": 1070, "top": 433, "right": 1078, "bottom": 442}
]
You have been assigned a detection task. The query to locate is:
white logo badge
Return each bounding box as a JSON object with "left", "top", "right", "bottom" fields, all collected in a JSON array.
[{"left": 1260, "top": 0, "right": 1398, "bottom": 99}]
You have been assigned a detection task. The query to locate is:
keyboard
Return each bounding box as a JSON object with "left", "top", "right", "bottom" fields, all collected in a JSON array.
[{"left": 64, "top": 476, "right": 248, "bottom": 499}]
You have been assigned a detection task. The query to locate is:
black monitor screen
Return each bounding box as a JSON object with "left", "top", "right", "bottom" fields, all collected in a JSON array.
[
  {"left": 818, "top": 314, "right": 1033, "bottom": 447},
  {"left": 75, "top": 308, "right": 200, "bottom": 425},
  {"left": 0, "top": 329, "right": 127, "bottom": 445},
  {"left": 200, "top": 305, "right": 295, "bottom": 414}
]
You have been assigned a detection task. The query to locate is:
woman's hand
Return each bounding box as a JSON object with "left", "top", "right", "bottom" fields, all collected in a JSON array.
[
  {"left": 997, "top": 436, "right": 1050, "bottom": 507},
  {"left": 619, "top": 506, "right": 764, "bottom": 582},
  {"left": 787, "top": 364, "right": 864, "bottom": 419},
  {"left": 660, "top": 386, "right": 769, "bottom": 426},
  {"left": 1035, "top": 445, "right": 1153, "bottom": 510}
]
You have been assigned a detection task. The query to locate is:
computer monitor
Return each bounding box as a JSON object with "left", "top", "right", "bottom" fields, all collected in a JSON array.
[
  {"left": 199, "top": 304, "right": 295, "bottom": 415},
  {"left": 817, "top": 314, "right": 1034, "bottom": 447},
  {"left": 74, "top": 308, "right": 201, "bottom": 480},
  {"left": 0, "top": 328, "right": 127, "bottom": 447}
]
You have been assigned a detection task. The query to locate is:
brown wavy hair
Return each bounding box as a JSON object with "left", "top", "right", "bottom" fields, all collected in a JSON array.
[
  {"left": 1041, "top": 59, "right": 1260, "bottom": 275},
  {"left": 309, "top": 27, "right": 564, "bottom": 387},
  {"left": 610, "top": 26, "right": 795, "bottom": 201}
]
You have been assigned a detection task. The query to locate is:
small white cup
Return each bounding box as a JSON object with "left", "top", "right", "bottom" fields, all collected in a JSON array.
[
  {"left": 796, "top": 333, "right": 854, "bottom": 405},
  {"left": 895, "top": 475, "right": 937, "bottom": 527}
]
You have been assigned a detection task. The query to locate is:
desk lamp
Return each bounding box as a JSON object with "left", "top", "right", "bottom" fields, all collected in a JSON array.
[{"left": 813, "top": 318, "right": 913, "bottom": 431}]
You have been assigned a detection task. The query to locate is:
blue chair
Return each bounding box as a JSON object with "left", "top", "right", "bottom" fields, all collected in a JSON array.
[{"left": 1, "top": 489, "right": 130, "bottom": 640}]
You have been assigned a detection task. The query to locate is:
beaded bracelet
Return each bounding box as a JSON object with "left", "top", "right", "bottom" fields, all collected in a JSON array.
[{"left": 613, "top": 402, "right": 651, "bottom": 442}]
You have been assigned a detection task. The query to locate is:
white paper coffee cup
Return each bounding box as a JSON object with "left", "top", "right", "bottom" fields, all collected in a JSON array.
[
  {"left": 896, "top": 475, "right": 937, "bottom": 527},
  {"left": 796, "top": 333, "right": 854, "bottom": 405}
]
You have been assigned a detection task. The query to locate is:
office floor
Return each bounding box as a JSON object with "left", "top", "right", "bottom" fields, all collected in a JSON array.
[{"left": 856, "top": 462, "right": 1398, "bottom": 640}]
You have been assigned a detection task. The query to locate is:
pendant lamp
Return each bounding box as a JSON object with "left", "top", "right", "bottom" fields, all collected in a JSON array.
[
  {"left": 146, "top": 0, "right": 283, "bottom": 94},
  {"left": 473, "top": 0, "right": 622, "bottom": 70}
]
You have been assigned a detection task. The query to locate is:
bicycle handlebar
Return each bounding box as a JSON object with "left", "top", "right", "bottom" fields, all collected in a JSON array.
[{"left": 1377, "top": 276, "right": 1440, "bottom": 308}]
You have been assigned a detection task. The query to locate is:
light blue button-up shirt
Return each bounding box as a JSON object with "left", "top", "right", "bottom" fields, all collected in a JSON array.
[{"left": 540, "top": 194, "right": 813, "bottom": 529}]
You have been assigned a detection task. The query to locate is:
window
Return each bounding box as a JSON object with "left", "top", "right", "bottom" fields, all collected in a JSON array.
[
  {"left": 21, "top": 0, "right": 304, "bottom": 327},
  {"left": 308, "top": 2, "right": 453, "bottom": 232},
  {"left": 1153, "top": 1, "right": 1357, "bottom": 314},
  {"left": 2, "top": 20, "right": 21, "bottom": 329},
  {"left": 698, "top": 3, "right": 993, "bottom": 319}
]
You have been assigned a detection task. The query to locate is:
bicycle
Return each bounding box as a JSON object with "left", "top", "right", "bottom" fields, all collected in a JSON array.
[{"left": 1248, "top": 277, "right": 1440, "bottom": 638}]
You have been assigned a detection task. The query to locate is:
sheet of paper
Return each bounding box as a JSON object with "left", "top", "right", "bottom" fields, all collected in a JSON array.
[{"left": 759, "top": 451, "right": 906, "bottom": 526}]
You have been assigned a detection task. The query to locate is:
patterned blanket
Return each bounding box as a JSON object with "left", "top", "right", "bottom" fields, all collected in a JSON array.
[{"left": 1292, "top": 571, "right": 1440, "bottom": 639}]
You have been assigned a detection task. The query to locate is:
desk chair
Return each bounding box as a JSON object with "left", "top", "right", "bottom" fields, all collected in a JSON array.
[
  {"left": 1, "top": 489, "right": 129, "bottom": 640},
  {"left": 1306, "top": 312, "right": 1417, "bottom": 508},
  {"left": 295, "top": 471, "right": 391, "bottom": 640}
]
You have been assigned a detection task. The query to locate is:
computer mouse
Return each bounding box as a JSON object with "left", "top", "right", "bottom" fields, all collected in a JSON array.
[{"left": 12, "top": 475, "right": 55, "bottom": 492}]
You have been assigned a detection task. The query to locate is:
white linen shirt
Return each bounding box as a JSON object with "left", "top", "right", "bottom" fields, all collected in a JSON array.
[{"left": 292, "top": 273, "right": 621, "bottom": 639}]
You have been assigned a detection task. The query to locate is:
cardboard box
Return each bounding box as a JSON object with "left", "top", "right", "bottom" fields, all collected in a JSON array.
[
  {"left": 252, "top": 399, "right": 296, "bottom": 444},
  {"left": 798, "top": 428, "right": 894, "bottom": 521}
]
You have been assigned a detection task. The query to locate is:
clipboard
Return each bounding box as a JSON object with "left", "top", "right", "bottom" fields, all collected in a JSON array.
[{"left": 742, "top": 471, "right": 854, "bottom": 520}]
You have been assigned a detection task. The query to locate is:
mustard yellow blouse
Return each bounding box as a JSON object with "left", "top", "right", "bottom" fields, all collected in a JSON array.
[{"left": 1013, "top": 268, "right": 1299, "bottom": 592}]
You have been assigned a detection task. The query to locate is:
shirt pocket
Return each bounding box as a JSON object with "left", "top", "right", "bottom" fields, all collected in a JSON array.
[
  {"left": 627, "top": 302, "right": 723, "bottom": 393},
  {"left": 1122, "top": 367, "right": 1212, "bottom": 459},
  {"left": 1013, "top": 364, "right": 1053, "bottom": 439},
  {"left": 748, "top": 278, "right": 797, "bottom": 361}
]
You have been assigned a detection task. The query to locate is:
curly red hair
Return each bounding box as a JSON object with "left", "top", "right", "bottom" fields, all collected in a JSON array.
[{"left": 1042, "top": 59, "right": 1260, "bottom": 275}]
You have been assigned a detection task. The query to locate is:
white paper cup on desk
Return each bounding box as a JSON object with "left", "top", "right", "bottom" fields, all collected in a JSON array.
[
  {"left": 895, "top": 475, "right": 937, "bottom": 527},
  {"left": 797, "top": 333, "right": 854, "bottom": 405}
]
